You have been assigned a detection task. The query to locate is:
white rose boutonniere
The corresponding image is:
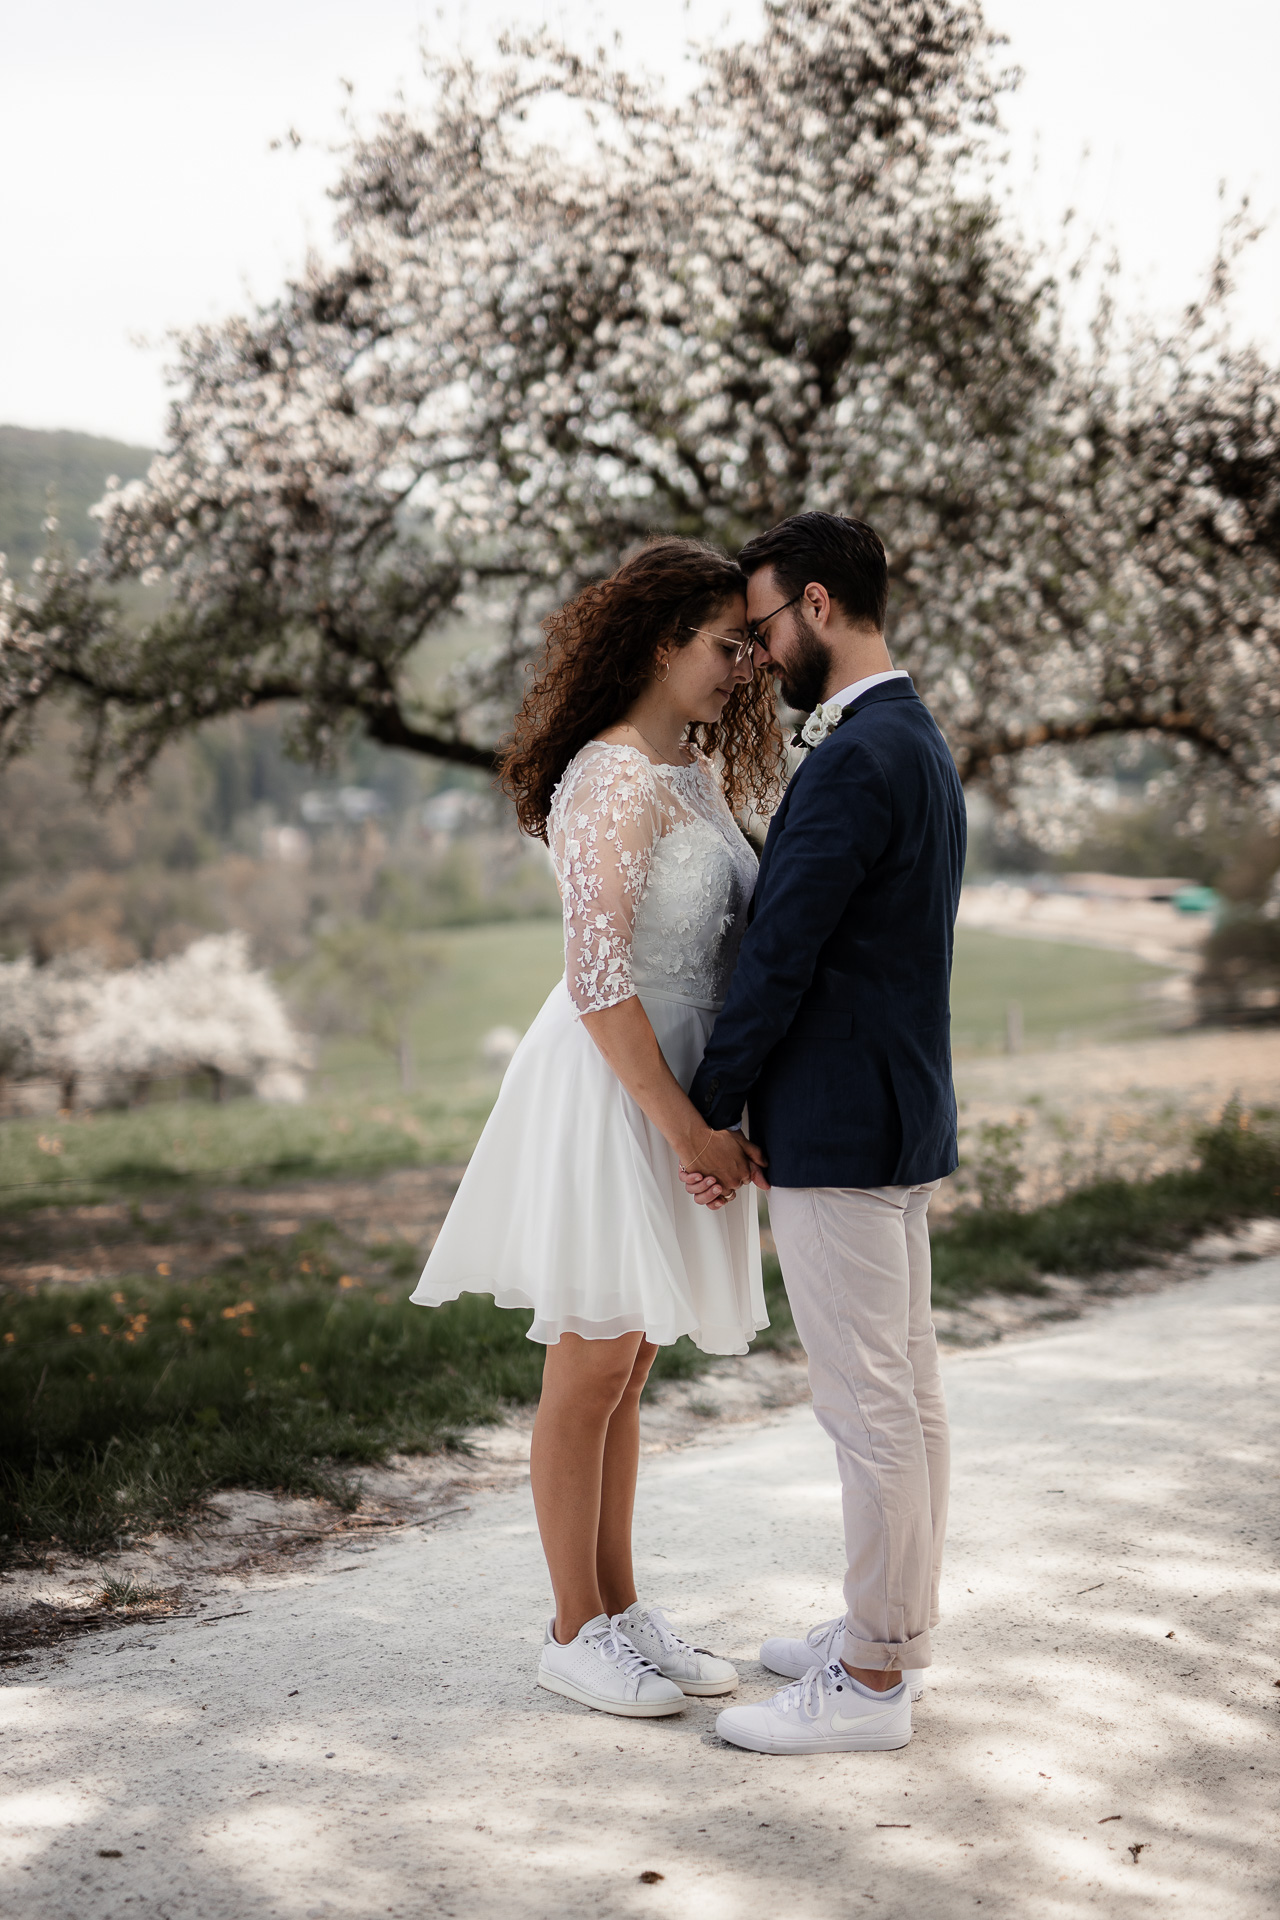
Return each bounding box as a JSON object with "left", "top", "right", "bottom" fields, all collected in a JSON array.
[{"left": 796, "top": 698, "right": 848, "bottom": 750}]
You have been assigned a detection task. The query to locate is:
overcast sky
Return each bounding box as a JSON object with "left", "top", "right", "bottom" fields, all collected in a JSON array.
[{"left": 3, "top": 0, "right": 1277, "bottom": 445}]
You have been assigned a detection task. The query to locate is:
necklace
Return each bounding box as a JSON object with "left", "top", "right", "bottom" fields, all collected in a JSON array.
[{"left": 624, "top": 721, "right": 691, "bottom": 767}]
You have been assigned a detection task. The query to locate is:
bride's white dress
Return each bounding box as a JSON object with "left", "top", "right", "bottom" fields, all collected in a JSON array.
[{"left": 410, "top": 741, "right": 767, "bottom": 1352}]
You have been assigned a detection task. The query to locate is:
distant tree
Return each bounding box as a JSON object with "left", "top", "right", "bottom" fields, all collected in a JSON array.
[
  {"left": 1197, "top": 915, "right": 1280, "bottom": 1024},
  {"left": 0, "top": 953, "right": 102, "bottom": 1105},
  {"left": 288, "top": 923, "right": 436, "bottom": 1091},
  {"left": 1, "top": 0, "right": 1277, "bottom": 837}
]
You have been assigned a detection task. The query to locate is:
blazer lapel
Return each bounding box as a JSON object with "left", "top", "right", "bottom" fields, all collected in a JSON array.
[{"left": 835, "top": 677, "right": 919, "bottom": 730}]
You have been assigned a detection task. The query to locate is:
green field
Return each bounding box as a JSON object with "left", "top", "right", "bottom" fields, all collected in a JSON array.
[
  {"left": 949, "top": 929, "right": 1169, "bottom": 1054},
  {"left": 316, "top": 919, "right": 1170, "bottom": 1093},
  {"left": 0, "top": 921, "right": 1178, "bottom": 1206},
  {"left": 314, "top": 919, "right": 565, "bottom": 1098}
]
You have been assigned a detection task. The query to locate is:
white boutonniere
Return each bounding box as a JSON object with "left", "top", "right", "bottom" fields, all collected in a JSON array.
[{"left": 796, "top": 698, "right": 847, "bottom": 750}]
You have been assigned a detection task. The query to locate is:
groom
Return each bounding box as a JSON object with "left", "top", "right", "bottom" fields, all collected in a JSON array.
[{"left": 684, "top": 511, "right": 966, "bottom": 1756}]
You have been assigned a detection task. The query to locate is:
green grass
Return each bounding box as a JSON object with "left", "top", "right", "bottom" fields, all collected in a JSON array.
[
  {"left": 930, "top": 1103, "right": 1280, "bottom": 1303},
  {"left": 0, "top": 1092, "right": 494, "bottom": 1212},
  {"left": 4, "top": 1109, "right": 1275, "bottom": 1563},
  {"left": 949, "top": 929, "right": 1171, "bottom": 1054},
  {"left": 98, "top": 1576, "right": 169, "bottom": 1607},
  {"left": 320, "top": 921, "right": 1170, "bottom": 1086},
  {"left": 0, "top": 1230, "right": 708, "bottom": 1565}
]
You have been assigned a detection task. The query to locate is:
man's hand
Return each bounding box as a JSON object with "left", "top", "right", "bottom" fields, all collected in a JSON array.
[{"left": 680, "top": 1133, "right": 768, "bottom": 1208}]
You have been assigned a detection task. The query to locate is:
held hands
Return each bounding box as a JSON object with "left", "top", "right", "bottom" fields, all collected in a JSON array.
[{"left": 678, "top": 1129, "right": 769, "bottom": 1210}]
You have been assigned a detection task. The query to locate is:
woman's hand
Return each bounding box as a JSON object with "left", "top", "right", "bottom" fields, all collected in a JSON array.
[
  {"left": 678, "top": 1127, "right": 751, "bottom": 1201},
  {"left": 679, "top": 1132, "right": 768, "bottom": 1209}
]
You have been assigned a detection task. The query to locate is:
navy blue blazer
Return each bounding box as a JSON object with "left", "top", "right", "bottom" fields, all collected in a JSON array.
[{"left": 689, "top": 677, "right": 966, "bottom": 1188}]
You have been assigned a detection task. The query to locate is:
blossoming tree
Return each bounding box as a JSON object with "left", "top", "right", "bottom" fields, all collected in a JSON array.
[
  {"left": 1, "top": 0, "right": 1276, "bottom": 835},
  {"left": 0, "top": 934, "right": 309, "bottom": 1106}
]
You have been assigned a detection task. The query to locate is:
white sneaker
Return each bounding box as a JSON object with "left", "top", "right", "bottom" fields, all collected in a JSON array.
[
  {"left": 760, "top": 1616, "right": 925, "bottom": 1701},
  {"left": 537, "top": 1613, "right": 686, "bottom": 1718},
  {"left": 716, "top": 1660, "right": 912, "bottom": 1755},
  {"left": 614, "top": 1604, "right": 739, "bottom": 1696}
]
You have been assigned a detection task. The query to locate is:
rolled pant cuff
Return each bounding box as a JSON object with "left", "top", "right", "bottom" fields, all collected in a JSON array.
[{"left": 842, "top": 1628, "right": 931, "bottom": 1671}]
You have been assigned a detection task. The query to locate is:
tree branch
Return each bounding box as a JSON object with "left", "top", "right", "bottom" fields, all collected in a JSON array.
[
  {"left": 954, "top": 708, "right": 1238, "bottom": 784},
  {"left": 362, "top": 701, "right": 498, "bottom": 770}
]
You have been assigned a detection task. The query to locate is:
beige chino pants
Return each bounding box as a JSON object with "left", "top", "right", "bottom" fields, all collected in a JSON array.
[{"left": 768, "top": 1182, "right": 948, "bottom": 1671}]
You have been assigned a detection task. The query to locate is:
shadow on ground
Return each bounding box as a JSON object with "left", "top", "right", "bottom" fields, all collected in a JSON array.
[{"left": 3, "top": 1262, "right": 1277, "bottom": 1919}]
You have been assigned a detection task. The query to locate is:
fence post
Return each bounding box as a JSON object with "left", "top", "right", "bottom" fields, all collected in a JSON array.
[{"left": 1004, "top": 1000, "right": 1023, "bottom": 1055}]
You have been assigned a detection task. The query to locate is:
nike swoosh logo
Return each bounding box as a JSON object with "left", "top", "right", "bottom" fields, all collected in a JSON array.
[{"left": 829, "top": 1709, "right": 898, "bottom": 1733}]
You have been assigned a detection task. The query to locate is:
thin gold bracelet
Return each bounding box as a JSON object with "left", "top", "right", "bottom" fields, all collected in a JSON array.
[{"left": 681, "top": 1130, "right": 715, "bottom": 1173}]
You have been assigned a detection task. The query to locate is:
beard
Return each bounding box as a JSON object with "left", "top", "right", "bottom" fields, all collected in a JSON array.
[{"left": 775, "top": 618, "right": 834, "bottom": 715}]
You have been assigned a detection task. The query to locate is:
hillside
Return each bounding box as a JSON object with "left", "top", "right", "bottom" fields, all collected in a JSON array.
[{"left": 0, "top": 424, "right": 153, "bottom": 571}]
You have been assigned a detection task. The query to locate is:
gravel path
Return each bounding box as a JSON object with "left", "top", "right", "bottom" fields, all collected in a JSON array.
[{"left": 4, "top": 1260, "right": 1277, "bottom": 1920}]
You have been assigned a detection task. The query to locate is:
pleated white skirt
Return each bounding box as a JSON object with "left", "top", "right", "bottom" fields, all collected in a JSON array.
[{"left": 410, "top": 979, "right": 767, "bottom": 1353}]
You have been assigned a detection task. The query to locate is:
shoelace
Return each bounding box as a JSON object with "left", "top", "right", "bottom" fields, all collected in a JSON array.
[
  {"left": 588, "top": 1616, "right": 661, "bottom": 1679},
  {"left": 774, "top": 1662, "right": 839, "bottom": 1721},
  {"left": 777, "top": 1660, "right": 901, "bottom": 1720},
  {"left": 806, "top": 1616, "right": 843, "bottom": 1655},
  {"left": 644, "top": 1607, "right": 696, "bottom": 1656}
]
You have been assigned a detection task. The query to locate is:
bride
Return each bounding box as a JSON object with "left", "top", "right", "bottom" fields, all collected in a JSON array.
[{"left": 411, "top": 537, "right": 781, "bottom": 1718}]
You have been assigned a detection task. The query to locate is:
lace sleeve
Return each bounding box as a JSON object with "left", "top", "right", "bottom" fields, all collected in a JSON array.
[{"left": 550, "top": 748, "right": 665, "bottom": 1013}]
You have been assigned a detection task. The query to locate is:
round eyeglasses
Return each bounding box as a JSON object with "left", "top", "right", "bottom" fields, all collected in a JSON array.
[{"left": 683, "top": 626, "right": 756, "bottom": 667}]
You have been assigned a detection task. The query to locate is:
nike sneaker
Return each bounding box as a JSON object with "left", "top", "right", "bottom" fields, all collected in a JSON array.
[
  {"left": 760, "top": 1616, "right": 924, "bottom": 1701},
  {"left": 716, "top": 1660, "right": 912, "bottom": 1755}
]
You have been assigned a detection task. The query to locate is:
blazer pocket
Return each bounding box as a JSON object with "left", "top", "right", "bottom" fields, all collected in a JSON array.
[{"left": 788, "top": 1008, "right": 854, "bottom": 1039}]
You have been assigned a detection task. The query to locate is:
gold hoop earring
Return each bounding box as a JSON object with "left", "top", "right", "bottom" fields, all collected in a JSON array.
[{"left": 656, "top": 657, "right": 670, "bottom": 683}]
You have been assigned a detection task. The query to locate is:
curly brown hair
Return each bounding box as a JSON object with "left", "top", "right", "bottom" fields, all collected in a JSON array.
[{"left": 499, "top": 539, "right": 784, "bottom": 841}]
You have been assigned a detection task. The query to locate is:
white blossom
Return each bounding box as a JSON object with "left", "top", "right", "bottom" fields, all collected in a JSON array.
[
  {"left": 0, "top": 935, "right": 308, "bottom": 1099},
  {"left": 0, "top": 0, "right": 1276, "bottom": 841}
]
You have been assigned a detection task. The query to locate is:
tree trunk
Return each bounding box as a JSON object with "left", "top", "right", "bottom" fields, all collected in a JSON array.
[{"left": 397, "top": 1034, "right": 415, "bottom": 1095}]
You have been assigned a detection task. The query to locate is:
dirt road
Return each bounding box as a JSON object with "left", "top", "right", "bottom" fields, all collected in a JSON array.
[{"left": 4, "top": 1257, "right": 1277, "bottom": 1920}]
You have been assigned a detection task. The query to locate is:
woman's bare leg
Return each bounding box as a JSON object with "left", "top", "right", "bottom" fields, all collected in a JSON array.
[
  {"left": 596, "top": 1339, "right": 659, "bottom": 1615},
  {"left": 530, "top": 1329, "right": 647, "bottom": 1644}
]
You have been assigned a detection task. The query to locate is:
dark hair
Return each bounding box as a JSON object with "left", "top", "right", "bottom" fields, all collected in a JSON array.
[
  {"left": 498, "top": 537, "right": 784, "bottom": 841},
  {"left": 738, "top": 512, "right": 889, "bottom": 630}
]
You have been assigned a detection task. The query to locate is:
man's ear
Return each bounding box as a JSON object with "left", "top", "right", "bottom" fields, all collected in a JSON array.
[{"left": 804, "top": 582, "right": 833, "bottom": 628}]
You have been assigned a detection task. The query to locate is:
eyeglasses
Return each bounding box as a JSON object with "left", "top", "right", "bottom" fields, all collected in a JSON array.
[
  {"left": 683, "top": 625, "right": 756, "bottom": 668},
  {"left": 745, "top": 591, "right": 807, "bottom": 648}
]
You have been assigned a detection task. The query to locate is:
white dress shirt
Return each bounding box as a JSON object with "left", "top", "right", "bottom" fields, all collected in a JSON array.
[{"left": 830, "top": 667, "right": 911, "bottom": 709}]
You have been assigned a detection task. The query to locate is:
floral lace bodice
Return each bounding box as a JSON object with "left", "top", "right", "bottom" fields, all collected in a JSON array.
[{"left": 548, "top": 742, "right": 758, "bottom": 1014}]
